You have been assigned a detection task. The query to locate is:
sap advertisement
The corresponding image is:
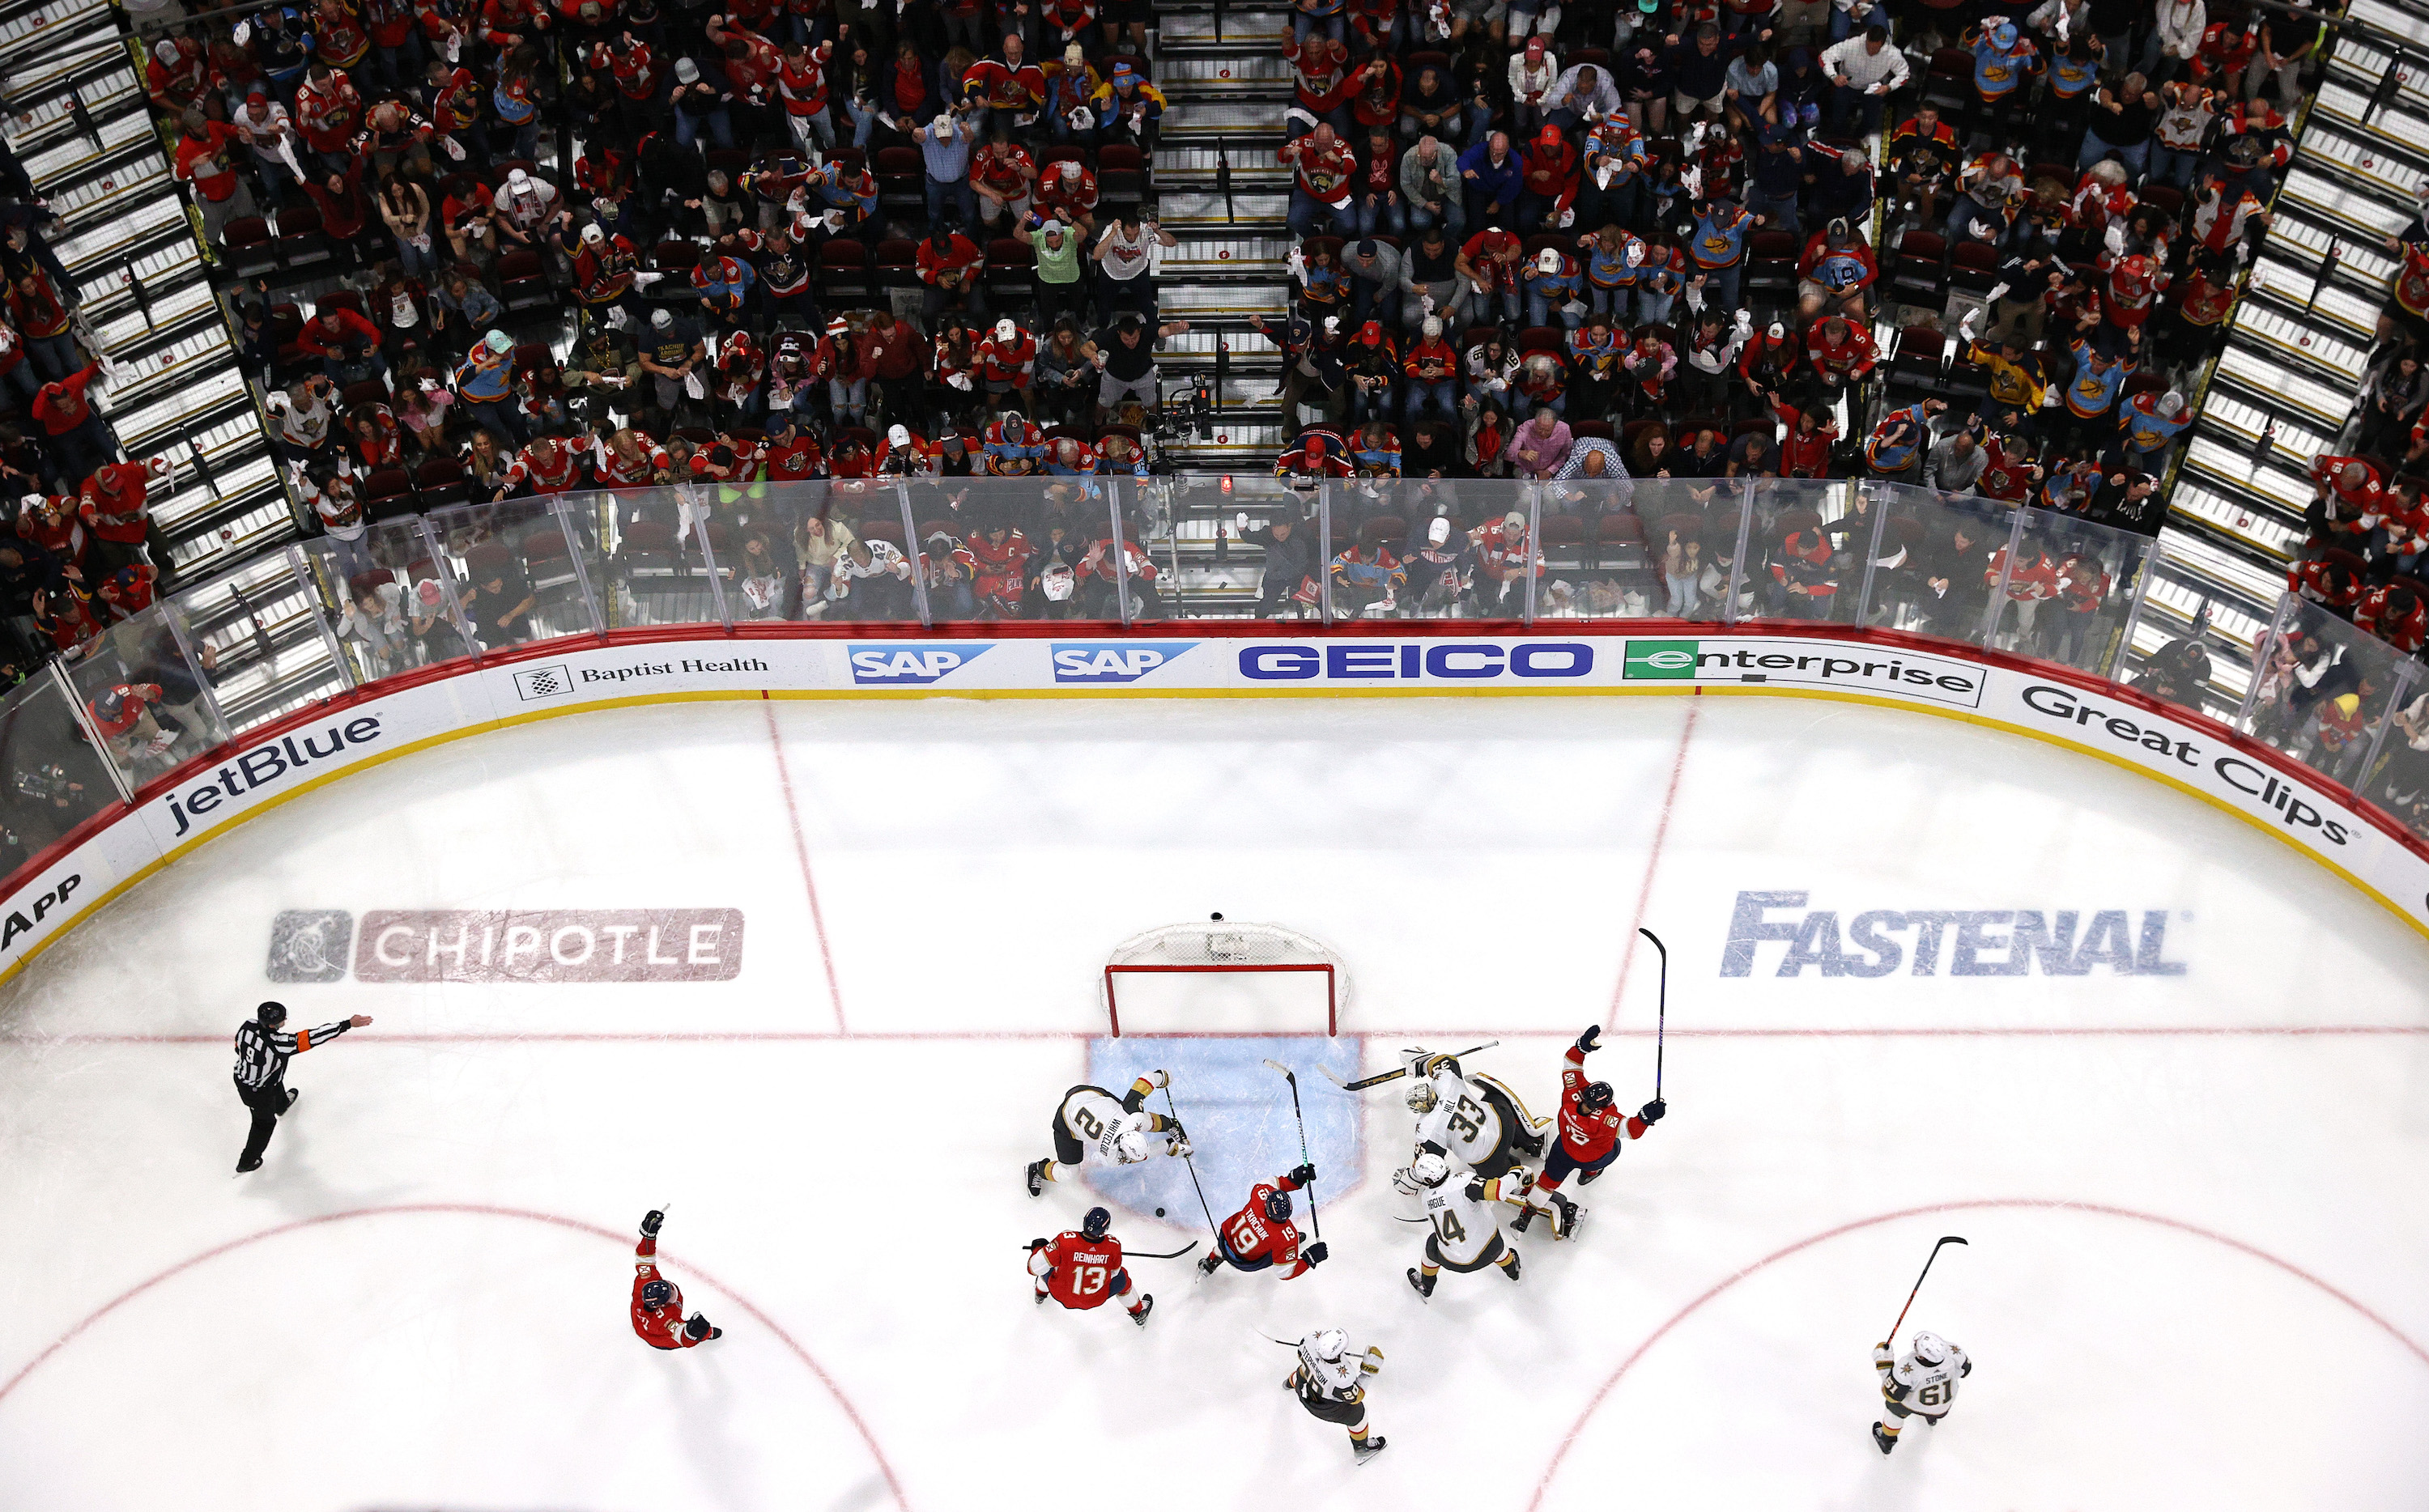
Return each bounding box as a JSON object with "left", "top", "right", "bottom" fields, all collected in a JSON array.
[{"left": 2, "top": 630, "right": 2425, "bottom": 980}]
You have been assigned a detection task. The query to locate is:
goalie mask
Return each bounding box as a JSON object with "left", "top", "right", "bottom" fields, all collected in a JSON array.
[
  {"left": 1405, "top": 1078, "right": 1438, "bottom": 1115},
  {"left": 1910, "top": 1332, "right": 1950, "bottom": 1365}
]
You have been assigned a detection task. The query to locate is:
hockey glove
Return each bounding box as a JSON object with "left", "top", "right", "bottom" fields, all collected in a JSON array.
[
  {"left": 1146, "top": 1068, "right": 1170, "bottom": 1088},
  {"left": 683, "top": 1312, "right": 714, "bottom": 1341},
  {"left": 1027, "top": 1238, "right": 1049, "bottom": 1251},
  {"left": 1287, "top": 1162, "right": 1317, "bottom": 1188},
  {"left": 641, "top": 1209, "right": 666, "bottom": 1237},
  {"left": 1575, "top": 1024, "right": 1602, "bottom": 1055},
  {"left": 1873, "top": 1343, "right": 1894, "bottom": 1367},
  {"left": 1640, "top": 1098, "right": 1666, "bottom": 1123},
  {"left": 1168, "top": 1135, "right": 1193, "bottom": 1159},
  {"left": 1304, "top": 1241, "right": 1329, "bottom": 1266}
]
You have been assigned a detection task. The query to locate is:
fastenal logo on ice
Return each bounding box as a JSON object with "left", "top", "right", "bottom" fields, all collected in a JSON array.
[
  {"left": 1051, "top": 641, "right": 1199, "bottom": 683},
  {"left": 1721, "top": 890, "right": 2186, "bottom": 978},
  {"left": 848, "top": 643, "right": 994, "bottom": 685}
]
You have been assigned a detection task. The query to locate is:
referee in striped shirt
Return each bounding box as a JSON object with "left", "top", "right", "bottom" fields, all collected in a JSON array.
[{"left": 233, "top": 1001, "right": 371, "bottom": 1174}]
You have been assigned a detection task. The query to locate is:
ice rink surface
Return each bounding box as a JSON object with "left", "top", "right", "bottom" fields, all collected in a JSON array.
[{"left": 2, "top": 691, "right": 2426, "bottom": 1511}]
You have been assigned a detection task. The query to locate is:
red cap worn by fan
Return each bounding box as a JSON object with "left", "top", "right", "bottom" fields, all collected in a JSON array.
[
  {"left": 1304, "top": 435, "right": 1328, "bottom": 456},
  {"left": 1359, "top": 321, "right": 1383, "bottom": 345}
]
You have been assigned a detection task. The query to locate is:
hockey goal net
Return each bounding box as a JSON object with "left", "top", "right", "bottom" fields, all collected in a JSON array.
[{"left": 1101, "top": 917, "right": 1348, "bottom": 1037}]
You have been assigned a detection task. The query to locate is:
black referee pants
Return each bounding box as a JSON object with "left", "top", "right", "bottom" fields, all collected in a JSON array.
[{"left": 236, "top": 1075, "right": 290, "bottom": 1166}]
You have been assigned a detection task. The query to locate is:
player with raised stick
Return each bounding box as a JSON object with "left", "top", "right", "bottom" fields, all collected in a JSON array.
[
  {"left": 1028, "top": 1206, "right": 1155, "bottom": 1327},
  {"left": 1402, "top": 1151, "right": 1533, "bottom": 1298},
  {"left": 1026, "top": 1069, "right": 1192, "bottom": 1196},
  {"left": 1196, "top": 1163, "right": 1327, "bottom": 1280},
  {"left": 1512, "top": 1023, "right": 1663, "bottom": 1237},
  {"left": 631, "top": 1208, "right": 722, "bottom": 1350},
  {"left": 1283, "top": 1327, "right": 1387, "bottom": 1465},
  {"left": 1873, "top": 1331, "right": 1970, "bottom": 1453}
]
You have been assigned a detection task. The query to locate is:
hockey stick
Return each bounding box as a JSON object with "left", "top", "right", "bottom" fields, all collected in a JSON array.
[
  {"left": 1884, "top": 1235, "right": 1968, "bottom": 1344},
  {"left": 1319, "top": 1040, "right": 1500, "bottom": 1091},
  {"left": 1639, "top": 928, "right": 1668, "bottom": 1100},
  {"left": 1164, "top": 1081, "right": 1222, "bottom": 1238},
  {"left": 1261, "top": 1058, "right": 1320, "bottom": 1241},
  {"left": 1019, "top": 1240, "right": 1201, "bottom": 1259}
]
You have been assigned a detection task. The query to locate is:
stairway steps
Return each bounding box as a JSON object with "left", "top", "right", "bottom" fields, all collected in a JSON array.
[
  {"left": 2261, "top": 202, "right": 2402, "bottom": 295},
  {"left": 0, "top": 0, "right": 115, "bottom": 75},
  {"left": 1163, "top": 232, "right": 1291, "bottom": 278},
  {"left": 1155, "top": 146, "right": 1291, "bottom": 188},
  {"left": 2292, "top": 121, "right": 2429, "bottom": 214},
  {"left": 2242, "top": 254, "right": 2389, "bottom": 346},
  {"left": 2309, "top": 78, "right": 2429, "bottom": 168},
  {"left": 2349, "top": 0, "right": 2429, "bottom": 51},
  {"left": 2223, "top": 300, "right": 2372, "bottom": 389},
  {"left": 1157, "top": 189, "right": 1287, "bottom": 231},
  {"left": 2206, "top": 345, "right": 2362, "bottom": 435},
  {"left": 1155, "top": 7, "right": 1291, "bottom": 53}
]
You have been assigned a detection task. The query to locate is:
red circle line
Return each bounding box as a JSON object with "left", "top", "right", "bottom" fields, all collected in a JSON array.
[
  {"left": 1526, "top": 1197, "right": 2429, "bottom": 1510},
  {"left": 0, "top": 1202, "right": 911, "bottom": 1511}
]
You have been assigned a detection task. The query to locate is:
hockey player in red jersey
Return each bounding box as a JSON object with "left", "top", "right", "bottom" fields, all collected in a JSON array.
[
  {"left": 1517, "top": 1024, "right": 1662, "bottom": 1237},
  {"left": 631, "top": 1209, "right": 722, "bottom": 1350},
  {"left": 1028, "top": 1206, "right": 1152, "bottom": 1326},
  {"left": 1197, "top": 1164, "right": 1327, "bottom": 1280}
]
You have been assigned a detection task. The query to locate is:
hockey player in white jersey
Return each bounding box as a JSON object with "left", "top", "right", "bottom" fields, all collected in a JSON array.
[
  {"left": 1401, "top": 1151, "right": 1529, "bottom": 1298},
  {"left": 1285, "top": 1327, "right": 1387, "bottom": 1465},
  {"left": 1872, "top": 1331, "right": 1971, "bottom": 1454},
  {"left": 1026, "top": 1072, "right": 1192, "bottom": 1195},
  {"left": 1404, "top": 1050, "right": 1548, "bottom": 1180}
]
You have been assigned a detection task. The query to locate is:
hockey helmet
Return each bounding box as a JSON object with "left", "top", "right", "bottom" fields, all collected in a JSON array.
[
  {"left": 1263, "top": 1187, "right": 1293, "bottom": 1223},
  {"left": 1308, "top": 1327, "right": 1347, "bottom": 1361},
  {"left": 1578, "top": 1081, "right": 1615, "bottom": 1113},
  {"left": 1910, "top": 1331, "right": 1950, "bottom": 1365},
  {"left": 1112, "top": 1128, "right": 1151, "bottom": 1164},
  {"left": 1409, "top": 1152, "right": 1451, "bottom": 1187},
  {"left": 640, "top": 1279, "right": 673, "bottom": 1308},
  {"left": 256, "top": 1000, "right": 287, "bottom": 1028},
  {"left": 1081, "top": 1206, "right": 1112, "bottom": 1241}
]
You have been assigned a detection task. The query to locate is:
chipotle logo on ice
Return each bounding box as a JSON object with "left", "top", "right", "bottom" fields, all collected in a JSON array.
[{"left": 350, "top": 909, "right": 745, "bottom": 983}]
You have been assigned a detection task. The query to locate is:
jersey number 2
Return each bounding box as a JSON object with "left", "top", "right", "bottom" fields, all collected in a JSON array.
[{"left": 1073, "top": 1107, "right": 1104, "bottom": 1138}]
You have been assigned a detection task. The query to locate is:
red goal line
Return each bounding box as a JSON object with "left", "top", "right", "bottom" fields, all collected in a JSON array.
[{"left": 1102, "top": 963, "right": 1339, "bottom": 1038}]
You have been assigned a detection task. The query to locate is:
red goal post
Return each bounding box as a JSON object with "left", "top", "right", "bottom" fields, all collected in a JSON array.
[{"left": 1101, "top": 920, "right": 1348, "bottom": 1037}]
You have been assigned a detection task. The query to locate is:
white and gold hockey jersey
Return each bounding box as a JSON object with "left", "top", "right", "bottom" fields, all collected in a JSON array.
[
  {"left": 1295, "top": 1332, "right": 1383, "bottom": 1404},
  {"left": 1419, "top": 1172, "right": 1528, "bottom": 1269},
  {"left": 1056, "top": 1083, "right": 1163, "bottom": 1166},
  {"left": 1878, "top": 1338, "right": 1971, "bottom": 1418}
]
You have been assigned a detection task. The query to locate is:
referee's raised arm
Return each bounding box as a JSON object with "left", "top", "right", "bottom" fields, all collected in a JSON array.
[{"left": 232, "top": 1000, "right": 372, "bottom": 1174}]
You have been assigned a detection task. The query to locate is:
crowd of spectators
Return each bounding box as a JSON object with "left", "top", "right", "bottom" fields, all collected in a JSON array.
[
  {"left": 138, "top": 0, "right": 1213, "bottom": 631},
  {"left": 1254, "top": 0, "right": 2311, "bottom": 631}
]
